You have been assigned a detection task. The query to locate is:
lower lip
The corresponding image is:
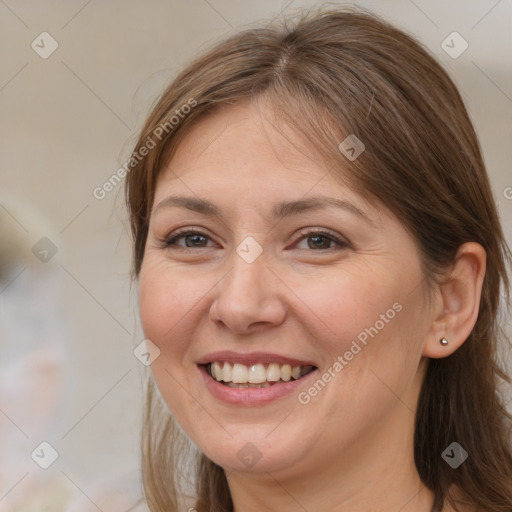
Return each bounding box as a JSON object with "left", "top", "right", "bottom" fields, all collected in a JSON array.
[{"left": 198, "top": 364, "right": 319, "bottom": 406}]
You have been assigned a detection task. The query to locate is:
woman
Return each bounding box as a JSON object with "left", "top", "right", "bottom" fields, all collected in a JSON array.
[{"left": 125, "top": 7, "right": 512, "bottom": 512}]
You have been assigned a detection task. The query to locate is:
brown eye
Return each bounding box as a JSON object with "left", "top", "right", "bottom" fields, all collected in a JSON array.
[
  {"left": 294, "top": 229, "right": 349, "bottom": 251},
  {"left": 306, "top": 234, "right": 334, "bottom": 250},
  {"left": 164, "top": 230, "right": 213, "bottom": 249}
]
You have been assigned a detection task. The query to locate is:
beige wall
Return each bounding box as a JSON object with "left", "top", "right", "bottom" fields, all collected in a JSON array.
[{"left": 1, "top": 1, "right": 510, "bottom": 510}]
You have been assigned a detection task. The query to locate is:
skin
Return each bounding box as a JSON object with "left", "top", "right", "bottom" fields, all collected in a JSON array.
[{"left": 138, "top": 99, "right": 485, "bottom": 512}]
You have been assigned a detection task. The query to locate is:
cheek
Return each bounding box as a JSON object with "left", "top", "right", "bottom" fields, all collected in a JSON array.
[
  {"left": 138, "top": 261, "right": 188, "bottom": 349},
  {"left": 138, "top": 259, "right": 217, "bottom": 364},
  {"left": 296, "top": 265, "right": 401, "bottom": 352},
  {"left": 138, "top": 253, "right": 196, "bottom": 320},
  {"left": 138, "top": 263, "right": 203, "bottom": 423},
  {"left": 138, "top": 272, "right": 170, "bottom": 341},
  {"left": 294, "top": 263, "right": 422, "bottom": 411}
]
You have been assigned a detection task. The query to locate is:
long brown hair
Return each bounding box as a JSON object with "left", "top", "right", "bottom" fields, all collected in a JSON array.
[{"left": 125, "top": 7, "right": 512, "bottom": 512}]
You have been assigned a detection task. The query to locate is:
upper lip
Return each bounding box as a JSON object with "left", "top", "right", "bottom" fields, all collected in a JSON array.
[{"left": 196, "top": 350, "right": 317, "bottom": 367}]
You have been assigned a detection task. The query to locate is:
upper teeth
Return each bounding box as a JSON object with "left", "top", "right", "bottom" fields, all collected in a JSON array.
[{"left": 209, "top": 361, "right": 314, "bottom": 384}]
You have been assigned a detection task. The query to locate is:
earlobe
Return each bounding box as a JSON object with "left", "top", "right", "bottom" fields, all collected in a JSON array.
[{"left": 422, "top": 242, "right": 486, "bottom": 359}]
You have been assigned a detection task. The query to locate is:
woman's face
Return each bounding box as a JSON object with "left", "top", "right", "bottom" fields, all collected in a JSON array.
[{"left": 138, "top": 99, "right": 434, "bottom": 479}]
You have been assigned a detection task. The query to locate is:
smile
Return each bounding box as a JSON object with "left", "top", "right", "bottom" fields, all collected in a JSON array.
[
  {"left": 206, "top": 361, "right": 316, "bottom": 388},
  {"left": 198, "top": 361, "right": 319, "bottom": 406}
]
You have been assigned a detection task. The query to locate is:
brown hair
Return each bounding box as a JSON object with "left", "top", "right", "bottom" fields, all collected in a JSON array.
[{"left": 125, "top": 7, "right": 512, "bottom": 512}]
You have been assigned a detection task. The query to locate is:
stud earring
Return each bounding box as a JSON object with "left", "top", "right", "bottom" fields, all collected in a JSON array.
[{"left": 440, "top": 337, "right": 449, "bottom": 346}]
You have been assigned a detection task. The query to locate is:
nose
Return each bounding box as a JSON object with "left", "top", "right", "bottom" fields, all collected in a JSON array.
[{"left": 209, "top": 249, "right": 287, "bottom": 334}]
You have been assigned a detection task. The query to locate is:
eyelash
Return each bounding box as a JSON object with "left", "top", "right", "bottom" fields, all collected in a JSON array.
[{"left": 160, "top": 227, "right": 349, "bottom": 252}]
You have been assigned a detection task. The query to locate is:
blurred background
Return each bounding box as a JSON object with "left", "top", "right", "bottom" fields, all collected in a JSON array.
[{"left": 1, "top": 0, "right": 511, "bottom": 510}]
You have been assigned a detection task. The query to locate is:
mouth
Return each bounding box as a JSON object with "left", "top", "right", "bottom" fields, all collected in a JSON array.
[{"left": 201, "top": 361, "right": 317, "bottom": 388}]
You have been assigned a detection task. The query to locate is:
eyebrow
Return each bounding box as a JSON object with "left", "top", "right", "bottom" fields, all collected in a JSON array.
[{"left": 152, "top": 195, "right": 374, "bottom": 225}]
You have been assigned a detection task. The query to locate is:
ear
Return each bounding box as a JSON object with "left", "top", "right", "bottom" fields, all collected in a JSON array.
[{"left": 422, "top": 242, "right": 486, "bottom": 358}]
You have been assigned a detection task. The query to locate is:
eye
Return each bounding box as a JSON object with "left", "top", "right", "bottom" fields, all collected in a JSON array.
[
  {"left": 159, "top": 227, "right": 350, "bottom": 251},
  {"left": 293, "top": 228, "right": 349, "bottom": 251},
  {"left": 162, "top": 229, "right": 215, "bottom": 249}
]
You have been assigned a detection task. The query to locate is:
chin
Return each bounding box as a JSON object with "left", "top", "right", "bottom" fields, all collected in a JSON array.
[{"left": 196, "top": 432, "right": 311, "bottom": 475}]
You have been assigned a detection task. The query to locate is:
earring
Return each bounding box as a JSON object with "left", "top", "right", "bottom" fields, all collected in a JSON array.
[{"left": 440, "top": 337, "right": 449, "bottom": 346}]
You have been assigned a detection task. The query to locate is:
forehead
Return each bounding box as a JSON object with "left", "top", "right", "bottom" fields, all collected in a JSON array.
[
  {"left": 157, "top": 100, "right": 353, "bottom": 197},
  {"left": 163, "top": 100, "right": 322, "bottom": 179},
  {"left": 152, "top": 99, "right": 383, "bottom": 227}
]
